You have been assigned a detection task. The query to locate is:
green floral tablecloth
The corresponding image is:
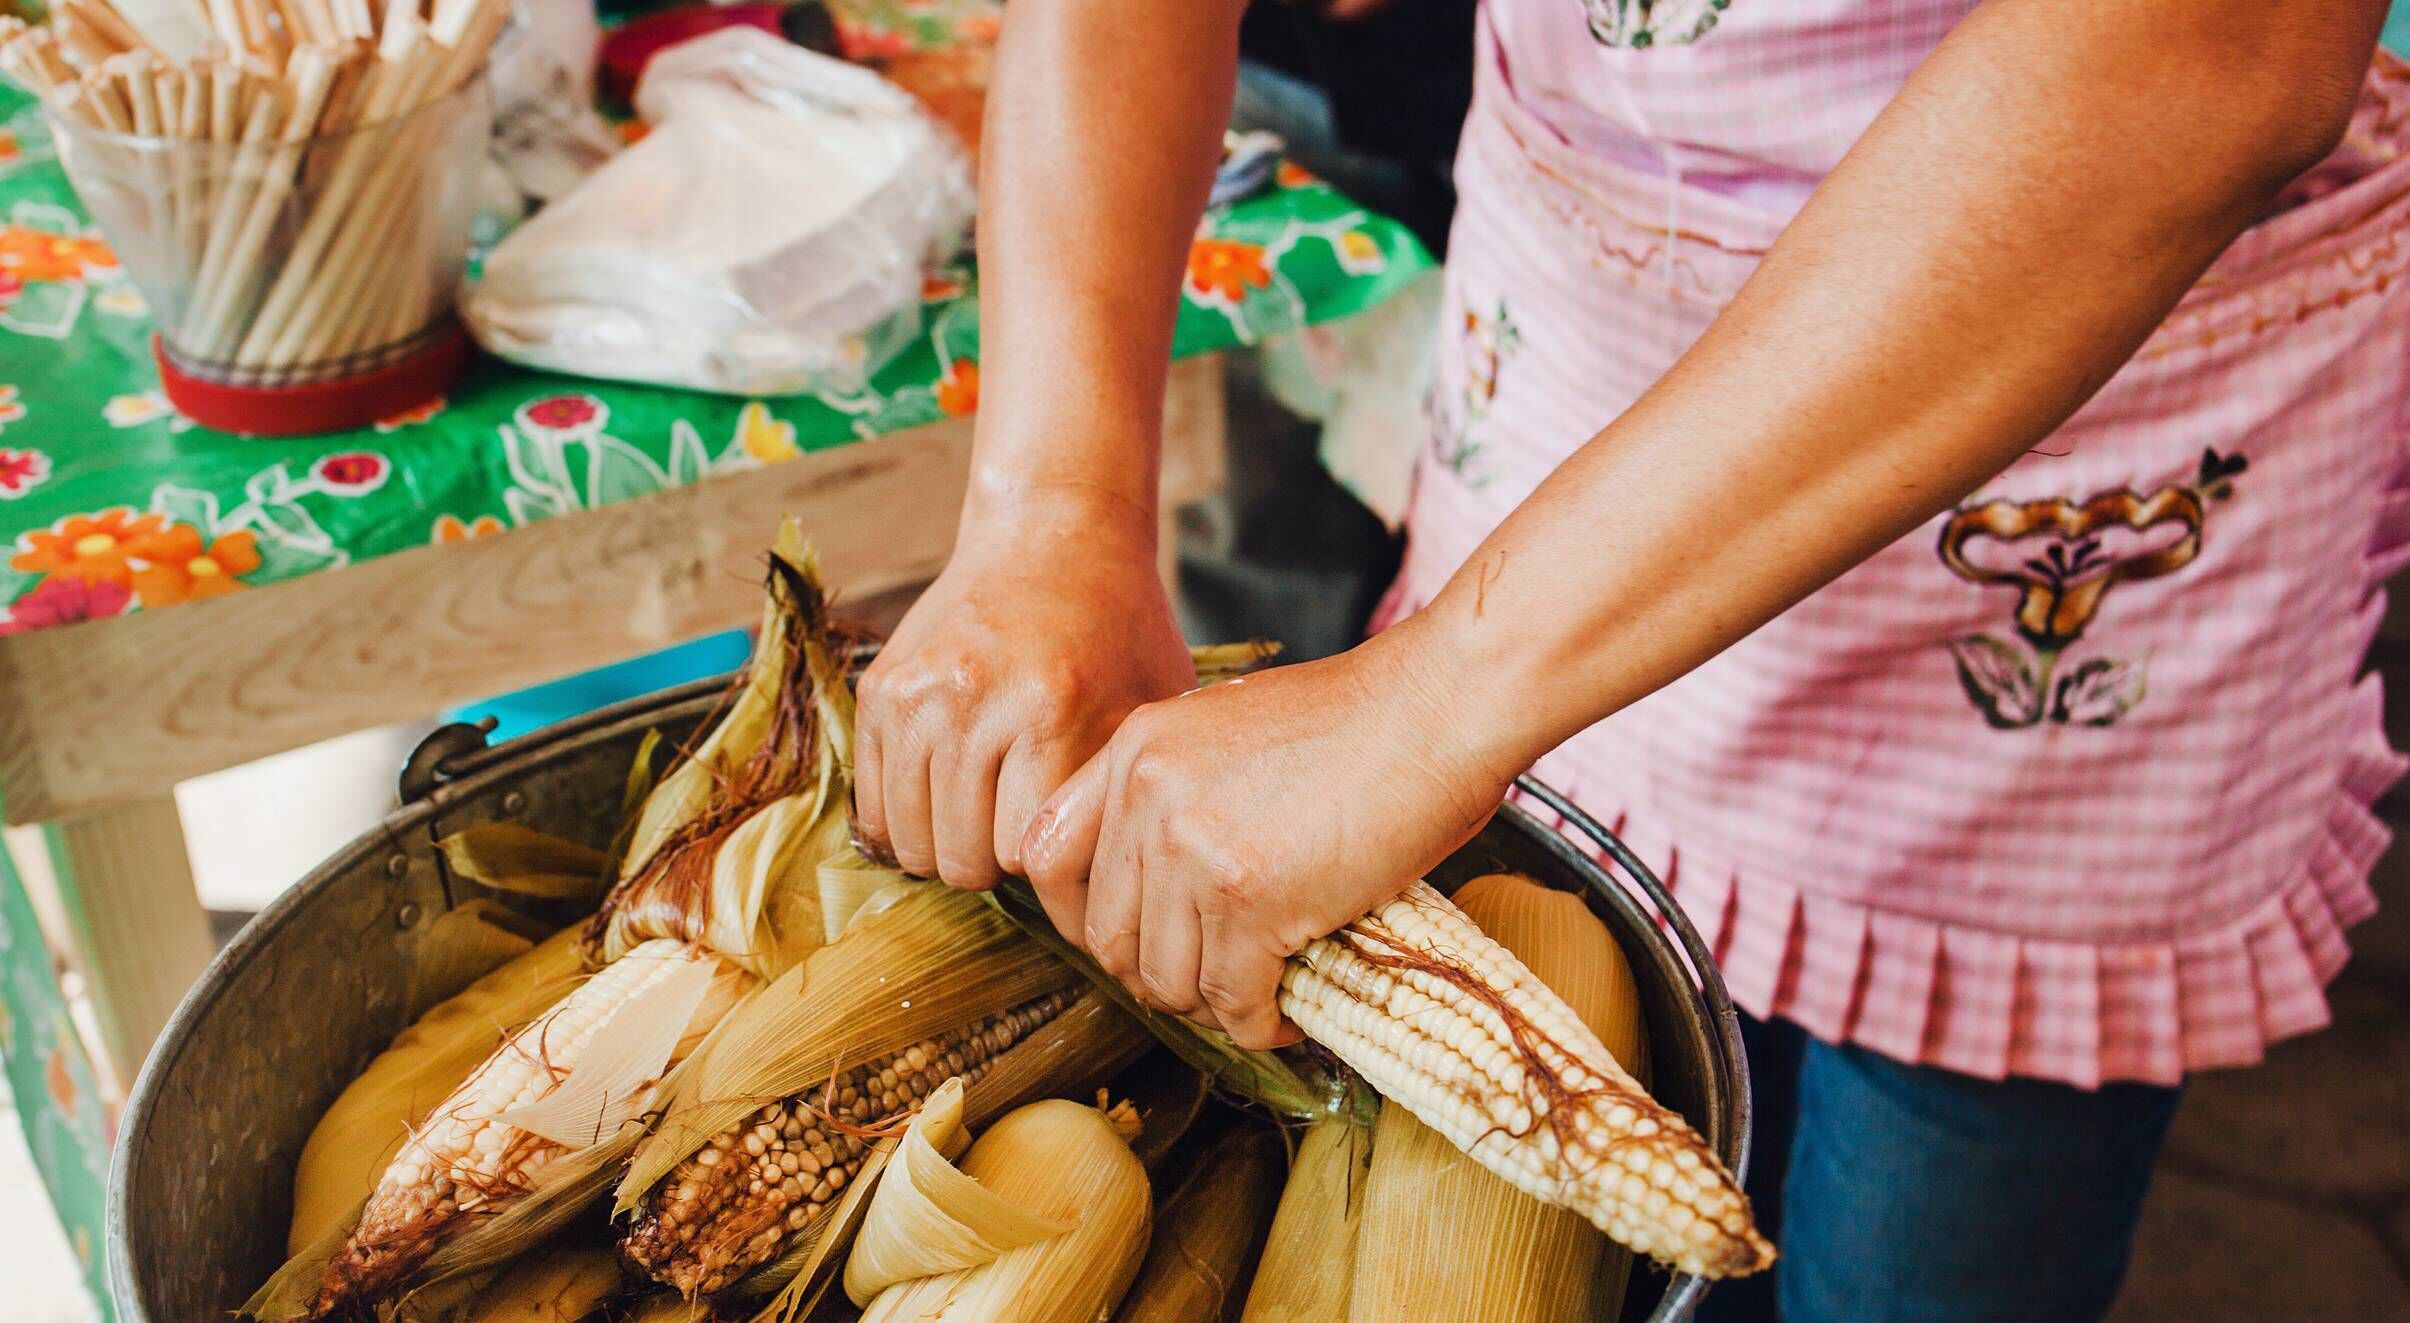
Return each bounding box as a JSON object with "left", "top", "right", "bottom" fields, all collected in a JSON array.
[{"left": 0, "top": 78, "right": 1430, "bottom": 633}]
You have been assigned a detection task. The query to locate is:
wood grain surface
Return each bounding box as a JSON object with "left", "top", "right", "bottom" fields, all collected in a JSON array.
[{"left": 0, "top": 355, "right": 1228, "bottom": 824}]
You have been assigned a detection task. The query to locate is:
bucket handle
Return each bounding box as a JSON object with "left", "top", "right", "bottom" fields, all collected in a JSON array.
[{"left": 1511, "top": 773, "right": 1755, "bottom": 1189}]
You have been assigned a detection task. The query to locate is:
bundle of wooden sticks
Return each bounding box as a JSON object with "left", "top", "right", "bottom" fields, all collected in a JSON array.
[{"left": 0, "top": 0, "right": 506, "bottom": 378}]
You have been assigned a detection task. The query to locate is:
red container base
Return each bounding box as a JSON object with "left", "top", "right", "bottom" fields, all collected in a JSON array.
[{"left": 154, "top": 326, "right": 475, "bottom": 437}]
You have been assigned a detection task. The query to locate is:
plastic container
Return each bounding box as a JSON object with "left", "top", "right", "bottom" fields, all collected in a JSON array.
[{"left": 50, "top": 81, "right": 492, "bottom": 435}]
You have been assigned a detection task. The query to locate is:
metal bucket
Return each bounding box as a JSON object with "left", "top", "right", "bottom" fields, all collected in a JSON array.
[{"left": 109, "top": 677, "right": 1753, "bottom": 1321}]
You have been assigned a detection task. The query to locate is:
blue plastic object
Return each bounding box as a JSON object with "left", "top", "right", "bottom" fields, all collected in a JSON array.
[{"left": 445, "top": 630, "right": 753, "bottom": 742}]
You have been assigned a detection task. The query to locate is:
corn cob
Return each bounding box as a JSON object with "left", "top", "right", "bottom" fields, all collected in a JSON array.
[
  {"left": 312, "top": 941, "right": 742, "bottom": 1316},
  {"left": 1280, "top": 882, "right": 1772, "bottom": 1278},
  {"left": 621, "top": 988, "right": 1082, "bottom": 1298},
  {"left": 1351, "top": 874, "right": 1646, "bottom": 1321}
]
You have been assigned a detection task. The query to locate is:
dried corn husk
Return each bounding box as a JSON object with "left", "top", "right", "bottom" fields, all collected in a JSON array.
[
  {"left": 437, "top": 825, "right": 613, "bottom": 905},
  {"left": 592, "top": 522, "right": 857, "bottom": 978},
  {"left": 728, "top": 987, "right": 1153, "bottom": 1314},
  {"left": 618, "top": 881, "right": 1080, "bottom": 1215},
  {"left": 815, "top": 847, "right": 904, "bottom": 944},
  {"left": 1348, "top": 874, "right": 1645, "bottom": 1323},
  {"left": 408, "top": 903, "right": 556, "bottom": 1016},
  {"left": 288, "top": 926, "right": 589, "bottom": 1254},
  {"left": 1239, "top": 1113, "right": 1373, "bottom": 1323},
  {"left": 857, "top": 1098, "right": 1151, "bottom": 1323},
  {"left": 625, "top": 1295, "right": 711, "bottom": 1323},
  {"left": 986, "top": 880, "right": 1345, "bottom": 1121},
  {"left": 461, "top": 1243, "right": 625, "bottom": 1322},
  {"left": 1113, "top": 1127, "right": 1286, "bottom": 1323},
  {"left": 843, "top": 1079, "right": 1072, "bottom": 1304},
  {"left": 289, "top": 943, "right": 754, "bottom": 1317}
]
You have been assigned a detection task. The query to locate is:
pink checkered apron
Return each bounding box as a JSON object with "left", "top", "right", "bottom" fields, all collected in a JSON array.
[{"left": 1376, "top": 1, "right": 2410, "bottom": 1087}]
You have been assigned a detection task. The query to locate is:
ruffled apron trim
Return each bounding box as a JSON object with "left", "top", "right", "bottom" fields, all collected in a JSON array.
[{"left": 1504, "top": 680, "right": 2402, "bottom": 1090}]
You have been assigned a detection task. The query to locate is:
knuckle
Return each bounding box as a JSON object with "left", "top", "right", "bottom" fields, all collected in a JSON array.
[
  {"left": 1189, "top": 848, "right": 1256, "bottom": 911},
  {"left": 1138, "top": 974, "right": 1202, "bottom": 1015},
  {"left": 936, "top": 850, "right": 1001, "bottom": 892},
  {"left": 1194, "top": 970, "right": 1253, "bottom": 1019}
]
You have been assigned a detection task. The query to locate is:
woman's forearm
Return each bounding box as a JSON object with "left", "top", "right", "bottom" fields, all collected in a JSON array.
[
  {"left": 968, "top": 0, "right": 1248, "bottom": 534},
  {"left": 1408, "top": 0, "right": 2389, "bottom": 773}
]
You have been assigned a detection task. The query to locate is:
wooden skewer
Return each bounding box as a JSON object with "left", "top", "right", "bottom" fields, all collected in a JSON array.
[
  {"left": 186, "top": 42, "right": 340, "bottom": 359},
  {"left": 282, "top": 10, "right": 494, "bottom": 365},
  {"left": 200, "top": 0, "right": 248, "bottom": 60},
  {"left": 234, "top": 16, "right": 434, "bottom": 365},
  {"left": 181, "top": 78, "right": 286, "bottom": 353},
  {"left": 78, "top": 67, "right": 135, "bottom": 131}
]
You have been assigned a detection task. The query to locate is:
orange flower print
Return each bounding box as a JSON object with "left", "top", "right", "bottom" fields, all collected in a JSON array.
[
  {"left": 375, "top": 396, "right": 447, "bottom": 431},
  {"left": 45, "top": 1045, "right": 76, "bottom": 1115},
  {"left": 1276, "top": 160, "right": 1317, "bottom": 190},
  {"left": 0, "top": 224, "right": 117, "bottom": 283},
  {"left": 431, "top": 513, "right": 507, "bottom": 544},
  {"left": 1186, "top": 238, "right": 1271, "bottom": 304},
  {"left": 936, "top": 359, "right": 980, "bottom": 417},
  {"left": 130, "top": 524, "right": 261, "bottom": 607},
  {"left": 10, "top": 508, "right": 174, "bottom": 585},
  {"left": 0, "top": 130, "right": 19, "bottom": 163}
]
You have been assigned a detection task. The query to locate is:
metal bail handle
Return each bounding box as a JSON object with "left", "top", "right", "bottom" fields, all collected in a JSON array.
[
  {"left": 1511, "top": 772, "right": 1756, "bottom": 1189},
  {"left": 397, "top": 717, "right": 499, "bottom": 804}
]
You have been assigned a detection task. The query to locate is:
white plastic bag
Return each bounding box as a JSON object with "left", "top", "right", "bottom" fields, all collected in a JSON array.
[
  {"left": 487, "top": 0, "right": 623, "bottom": 202},
  {"left": 464, "top": 28, "right": 974, "bottom": 397}
]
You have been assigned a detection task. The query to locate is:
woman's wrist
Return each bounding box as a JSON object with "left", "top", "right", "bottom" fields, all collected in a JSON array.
[{"left": 1356, "top": 605, "right": 1564, "bottom": 791}]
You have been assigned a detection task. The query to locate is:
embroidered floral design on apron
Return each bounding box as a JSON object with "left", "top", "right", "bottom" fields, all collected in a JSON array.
[
  {"left": 1430, "top": 300, "right": 1521, "bottom": 488},
  {"left": 1938, "top": 448, "right": 2248, "bottom": 729},
  {"left": 1581, "top": 0, "right": 1732, "bottom": 48}
]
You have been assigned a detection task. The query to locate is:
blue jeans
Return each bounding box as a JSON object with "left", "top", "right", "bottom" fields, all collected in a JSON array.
[{"left": 1692, "top": 1013, "right": 2184, "bottom": 1323}]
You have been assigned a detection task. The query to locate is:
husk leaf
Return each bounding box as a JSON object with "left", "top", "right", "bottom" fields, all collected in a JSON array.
[
  {"left": 413, "top": 1107, "right": 658, "bottom": 1291},
  {"left": 814, "top": 848, "right": 905, "bottom": 945},
  {"left": 288, "top": 928, "right": 590, "bottom": 1254},
  {"left": 857, "top": 1099, "right": 1153, "bottom": 1323},
  {"left": 1238, "top": 1112, "right": 1373, "bottom": 1323},
  {"left": 459, "top": 1243, "right": 626, "bottom": 1322},
  {"left": 626, "top": 1294, "right": 713, "bottom": 1323},
  {"left": 407, "top": 902, "right": 549, "bottom": 1024},
  {"left": 1113, "top": 1126, "right": 1287, "bottom": 1323},
  {"left": 741, "top": 1135, "right": 900, "bottom": 1323},
  {"left": 1348, "top": 873, "right": 1644, "bottom": 1323},
  {"left": 344, "top": 944, "right": 747, "bottom": 1301},
  {"left": 617, "top": 882, "right": 1079, "bottom": 1214},
  {"left": 593, "top": 525, "right": 858, "bottom": 978},
  {"left": 955, "top": 989, "right": 1153, "bottom": 1132},
  {"left": 497, "top": 950, "right": 750, "bottom": 1149},
  {"left": 843, "top": 1078, "right": 1073, "bottom": 1304},
  {"left": 247, "top": 1201, "right": 362, "bottom": 1319},
  {"left": 436, "top": 824, "right": 613, "bottom": 905},
  {"left": 729, "top": 987, "right": 1152, "bottom": 1309},
  {"left": 985, "top": 880, "right": 1340, "bottom": 1121}
]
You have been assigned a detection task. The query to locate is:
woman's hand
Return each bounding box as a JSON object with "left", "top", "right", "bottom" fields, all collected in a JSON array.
[
  {"left": 853, "top": 493, "right": 1195, "bottom": 890},
  {"left": 1020, "top": 621, "right": 1522, "bottom": 1049}
]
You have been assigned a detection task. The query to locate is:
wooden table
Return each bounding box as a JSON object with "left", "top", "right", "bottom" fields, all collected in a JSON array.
[{"left": 0, "top": 353, "right": 1228, "bottom": 1083}]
